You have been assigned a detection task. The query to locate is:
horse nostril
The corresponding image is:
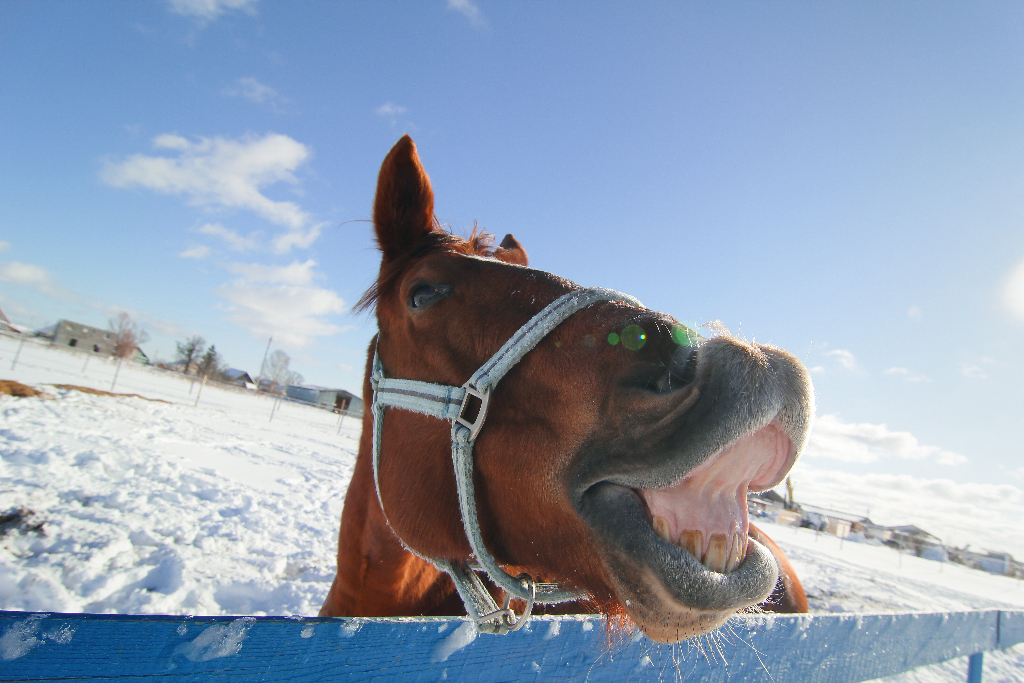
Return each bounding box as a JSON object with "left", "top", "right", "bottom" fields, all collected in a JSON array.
[
  {"left": 621, "top": 347, "right": 698, "bottom": 394},
  {"left": 670, "top": 347, "right": 698, "bottom": 388}
]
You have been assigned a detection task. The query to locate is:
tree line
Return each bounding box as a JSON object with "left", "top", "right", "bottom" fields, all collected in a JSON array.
[{"left": 174, "top": 336, "right": 303, "bottom": 388}]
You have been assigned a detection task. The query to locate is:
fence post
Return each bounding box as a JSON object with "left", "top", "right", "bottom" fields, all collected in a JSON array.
[
  {"left": 269, "top": 397, "right": 279, "bottom": 422},
  {"left": 10, "top": 337, "right": 25, "bottom": 370},
  {"left": 967, "top": 652, "right": 983, "bottom": 683},
  {"left": 82, "top": 355, "right": 90, "bottom": 373},
  {"left": 193, "top": 375, "right": 207, "bottom": 407},
  {"left": 110, "top": 359, "right": 123, "bottom": 391},
  {"left": 337, "top": 411, "right": 346, "bottom": 434}
]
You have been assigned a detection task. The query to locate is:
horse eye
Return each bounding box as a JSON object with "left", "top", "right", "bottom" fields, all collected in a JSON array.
[{"left": 408, "top": 282, "right": 451, "bottom": 310}]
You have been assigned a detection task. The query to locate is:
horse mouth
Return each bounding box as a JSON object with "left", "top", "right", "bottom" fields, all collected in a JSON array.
[{"left": 575, "top": 422, "right": 795, "bottom": 642}]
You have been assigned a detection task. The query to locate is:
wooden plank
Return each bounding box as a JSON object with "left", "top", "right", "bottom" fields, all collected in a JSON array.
[{"left": 0, "top": 610, "right": 1019, "bottom": 682}]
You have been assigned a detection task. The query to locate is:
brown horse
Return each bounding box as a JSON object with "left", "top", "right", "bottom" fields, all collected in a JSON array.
[{"left": 320, "top": 136, "right": 813, "bottom": 642}]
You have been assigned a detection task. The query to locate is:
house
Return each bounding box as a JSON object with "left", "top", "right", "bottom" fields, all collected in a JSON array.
[
  {"left": 884, "top": 525, "right": 944, "bottom": 557},
  {"left": 223, "top": 369, "right": 255, "bottom": 389},
  {"left": 285, "top": 385, "right": 364, "bottom": 416},
  {"left": 0, "top": 305, "right": 21, "bottom": 335},
  {"left": 51, "top": 319, "right": 117, "bottom": 356}
]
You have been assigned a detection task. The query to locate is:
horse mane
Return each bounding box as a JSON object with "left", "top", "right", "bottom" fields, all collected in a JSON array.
[{"left": 354, "top": 221, "right": 495, "bottom": 313}]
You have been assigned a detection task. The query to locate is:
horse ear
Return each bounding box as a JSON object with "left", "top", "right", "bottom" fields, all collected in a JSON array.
[
  {"left": 373, "top": 135, "right": 437, "bottom": 262},
  {"left": 494, "top": 233, "right": 529, "bottom": 266}
]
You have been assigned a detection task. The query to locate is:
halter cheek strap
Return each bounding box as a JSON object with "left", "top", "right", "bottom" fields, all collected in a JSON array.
[{"left": 370, "top": 287, "right": 643, "bottom": 634}]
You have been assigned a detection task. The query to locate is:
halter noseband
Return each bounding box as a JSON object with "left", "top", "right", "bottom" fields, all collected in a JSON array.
[{"left": 370, "top": 287, "right": 643, "bottom": 634}]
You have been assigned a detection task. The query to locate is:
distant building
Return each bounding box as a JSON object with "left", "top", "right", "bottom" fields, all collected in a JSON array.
[
  {"left": 48, "top": 319, "right": 146, "bottom": 362},
  {"left": 223, "top": 369, "right": 255, "bottom": 388},
  {"left": 0, "top": 305, "right": 20, "bottom": 335},
  {"left": 285, "top": 385, "right": 364, "bottom": 416},
  {"left": 51, "top": 319, "right": 117, "bottom": 356},
  {"left": 884, "top": 525, "right": 944, "bottom": 557}
]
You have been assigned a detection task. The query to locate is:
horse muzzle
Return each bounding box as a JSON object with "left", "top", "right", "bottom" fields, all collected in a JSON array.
[{"left": 571, "top": 334, "right": 813, "bottom": 642}]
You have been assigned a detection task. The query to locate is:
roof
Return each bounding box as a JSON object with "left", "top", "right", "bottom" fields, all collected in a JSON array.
[
  {"left": 224, "top": 368, "right": 253, "bottom": 381},
  {"left": 288, "top": 384, "right": 358, "bottom": 396}
]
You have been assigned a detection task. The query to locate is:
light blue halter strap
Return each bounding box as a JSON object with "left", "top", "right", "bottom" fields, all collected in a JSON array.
[{"left": 371, "top": 286, "right": 643, "bottom": 633}]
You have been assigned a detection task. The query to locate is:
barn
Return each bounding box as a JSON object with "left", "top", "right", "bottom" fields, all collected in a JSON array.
[{"left": 285, "top": 384, "right": 364, "bottom": 416}]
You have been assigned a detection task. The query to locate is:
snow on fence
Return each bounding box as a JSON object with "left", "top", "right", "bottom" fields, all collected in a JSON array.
[{"left": 1, "top": 610, "right": 1021, "bottom": 682}]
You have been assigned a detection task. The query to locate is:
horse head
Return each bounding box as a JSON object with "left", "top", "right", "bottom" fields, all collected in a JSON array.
[{"left": 322, "top": 135, "right": 814, "bottom": 643}]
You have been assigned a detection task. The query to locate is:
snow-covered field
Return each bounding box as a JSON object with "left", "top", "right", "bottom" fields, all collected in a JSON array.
[{"left": 1, "top": 336, "right": 1021, "bottom": 682}]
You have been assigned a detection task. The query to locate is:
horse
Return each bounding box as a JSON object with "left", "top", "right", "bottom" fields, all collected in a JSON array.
[{"left": 320, "top": 136, "right": 814, "bottom": 643}]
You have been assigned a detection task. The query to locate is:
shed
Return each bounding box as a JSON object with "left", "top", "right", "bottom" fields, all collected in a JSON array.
[
  {"left": 285, "top": 385, "right": 364, "bottom": 416},
  {"left": 224, "top": 368, "right": 255, "bottom": 388},
  {"left": 51, "top": 319, "right": 117, "bottom": 356}
]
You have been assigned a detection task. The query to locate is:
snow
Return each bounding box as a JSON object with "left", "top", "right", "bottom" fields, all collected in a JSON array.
[{"left": 1, "top": 335, "right": 1022, "bottom": 681}]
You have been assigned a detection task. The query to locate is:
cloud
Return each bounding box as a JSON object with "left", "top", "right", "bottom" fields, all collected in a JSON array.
[
  {"left": 167, "top": 0, "right": 258, "bottom": 20},
  {"left": 375, "top": 102, "right": 407, "bottom": 118},
  {"left": 0, "top": 241, "right": 10, "bottom": 252},
  {"left": 883, "top": 367, "right": 931, "bottom": 383},
  {"left": 960, "top": 364, "right": 987, "bottom": 380},
  {"left": 227, "top": 259, "right": 316, "bottom": 285},
  {"left": 785, "top": 463, "right": 1024, "bottom": 557},
  {"left": 224, "top": 77, "right": 277, "bottom": 103},
  {"left": 447, "top": 0, "right": 487, "bottom": 27},
  {"left": 223, "top": 77, "right": 288, "bottom": 112},
  {"left": 907, "top": 306, "right": 923, "bottom": 321},
  {"left": 196, "top": 223, "right": 258, "bottom": 251},
  {"left": 805, "top": 414, "right": 968, "bottom": 466},
  {"left": 101, "top": 133, "right": 316, "bottom": 253},
  {"left": 180, "top": 245, "right": 211, "bottom": 259},
  {"left": 1001, "top": 254, "right": 1024, "bottom": 322},
  {"left": 826, "top": 348, "right": 857, "bottom": 370},
  {"left": 218, "top": 260, "right": 345, "bottom": 347},
  {"left": 0, "top": 261, "right": 82, "bottom": 302}
]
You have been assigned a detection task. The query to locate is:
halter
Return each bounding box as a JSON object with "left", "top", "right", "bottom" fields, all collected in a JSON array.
[{"left": 371, "top": 287, "right": 643, "bottom": 634}]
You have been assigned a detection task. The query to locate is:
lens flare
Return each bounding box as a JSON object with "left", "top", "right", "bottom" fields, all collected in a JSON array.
[
  {"left": 607, "top": 332, "right": 620, "bottom": 346},
  {"left": 621, "top": 324, "right": 646, "bottom": 351},
  {"left": 671, "top": 324, "right": 696, "bottom": 346}
]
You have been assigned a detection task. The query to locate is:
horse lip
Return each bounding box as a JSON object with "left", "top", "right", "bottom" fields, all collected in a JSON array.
[{"left": 575, "top": 482, "right": 778, "bottom": 614}]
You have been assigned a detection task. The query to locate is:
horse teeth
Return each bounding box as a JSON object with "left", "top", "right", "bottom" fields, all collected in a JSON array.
[
  {"left": 727, "top": 533, "right": 745, "bottom": 573},
  {"left": 678, "top": 529, "right": 702, "bottom": 560},
  {"left": 703, "top": 533, "right": 729, "bottom": 573},
  {"left": 652, "top": 516, "right": 671, "bottom": 544}
]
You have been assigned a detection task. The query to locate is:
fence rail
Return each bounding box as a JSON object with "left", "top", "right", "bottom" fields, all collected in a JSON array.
[{"left": 0, "top": 610, "right": 1020, "bottom": 682}]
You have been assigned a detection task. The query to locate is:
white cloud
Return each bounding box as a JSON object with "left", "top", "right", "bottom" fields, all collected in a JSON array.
[
  {"left": 227, "top": 259, "right": 316, "bottom": 285},
  {"left": 826, "top": 348, "right": 857, "bottom": 370},
  {"left": 883, "top": 366, "right": 931, "bottom": 383},
  {"left": 0, "top": 261, "right": 81, "bottom": 302},
  {"left": 218, "top": 260, "right": 345, "bottom": 347},
  {"left": 101, "top": 133, "right": 316, "bottom": 253},
  {"left": 447, "top": 0, "right": 487, "bottom": 27},
  {"left": 808, "top": 365, "right": 826, "bottom": 374},
  {"left": 224, "top": 77, "right": 277, "bottom": 103},
  {"left": 1001, "top": 254, "right": 1024, "bottom": 322},
  {"left": 167, "top": 0, "right": 258, "bottom": 20},
  {"left": 805, "top": 414, "right": 968, "bottom": 466},
  {"left": 907, "top": 306, "right": 923, "bottom": 321},
  {"left": 0, "top": 241, "right": 10, "bottom": 252},
  {"left": 375, "top": 102, "right": 407, "bottom": 118},
  {"left": 196, "top": 223, "right": 258, "bottom": 251},
  {"left": 786, "top": 464, "right": 1024, "bottom": 557},
  {"left": 180, "top": 245, "right": 210, "bottom": 259},
  {"left": 960, "top": 364, "right": 987, "bottom": 380}
]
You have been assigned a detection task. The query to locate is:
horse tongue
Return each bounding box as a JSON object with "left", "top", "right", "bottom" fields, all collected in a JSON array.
[{"left": 640, "top": 423, "right": 790, "bottom": 574}]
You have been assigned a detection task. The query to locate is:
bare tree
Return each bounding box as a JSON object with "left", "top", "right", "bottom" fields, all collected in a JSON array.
[
  {"left": 197, "top": 344, "right": 226, "bottom": 380},
  {"left": 175, "top": 335, "right": 205, "bottom": 375},
  {"left": 266, "top": 349, "right": 303, "bottom": 388},
  {"left": 108, "top": 312, "right": 150, "bottom": 360}
]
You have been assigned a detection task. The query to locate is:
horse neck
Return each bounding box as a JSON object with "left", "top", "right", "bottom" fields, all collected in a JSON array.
[{"left": 321, "top": 405, "right": 462, "bottom": 617}]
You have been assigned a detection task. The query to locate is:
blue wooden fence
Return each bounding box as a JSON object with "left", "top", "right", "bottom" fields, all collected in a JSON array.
[{"left": 1, "top": 609, "right": 1021, "bottom": 681}]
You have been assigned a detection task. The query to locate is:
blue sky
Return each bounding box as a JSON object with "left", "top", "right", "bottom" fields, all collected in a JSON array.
[{"left": 1, "top": 1, "right": 1023, "bottom": 536}]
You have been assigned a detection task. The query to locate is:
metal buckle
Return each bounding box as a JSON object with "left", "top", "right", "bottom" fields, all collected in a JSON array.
[
  {"left": 455, "top": 384, "right": 490, "bottom": 442},
  {"left": 475, "top": 573, "right": 536, "bottom": 634}
]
